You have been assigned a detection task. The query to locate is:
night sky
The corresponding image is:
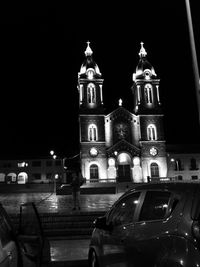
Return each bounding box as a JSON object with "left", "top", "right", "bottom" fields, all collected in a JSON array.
[{"left": 0, "top": 1, "right": 199, "bottom": 159}]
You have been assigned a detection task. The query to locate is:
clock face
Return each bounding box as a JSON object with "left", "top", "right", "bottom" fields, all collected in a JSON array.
[
  {"left": 90, "top": 147, "right": 98, "bottom": 157},
  {"left": 150, "top": 147, "right": 158, "bottom": 156}
]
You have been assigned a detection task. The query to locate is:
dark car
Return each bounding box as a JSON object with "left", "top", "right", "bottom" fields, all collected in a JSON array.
[
  {"left": 88, "top": 181, "right": 200, "bottom": 267},
  {"left": 0, "top": 202, "right": 50, "bottom": 267}
]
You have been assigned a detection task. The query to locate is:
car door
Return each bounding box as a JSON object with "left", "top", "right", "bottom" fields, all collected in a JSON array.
[
  {"left": 130, "top": 190, "right": 175, "bottom": 267},
  {"left": 101, "top": 192, "right": 141, "bottom": 267},
  {"left": 17, "top": 202, "right": 50, "bottom": 267},
  {"left": 0, "top": 203, "right": 18, "bottom": 267}
]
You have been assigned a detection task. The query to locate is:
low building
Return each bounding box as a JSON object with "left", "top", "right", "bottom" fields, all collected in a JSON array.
[
  {"left": 0, "top": 158, "right": 66, "bottom": 184},
  {"left": 166, "top": 144, "right": 200, "bottom": 181}
]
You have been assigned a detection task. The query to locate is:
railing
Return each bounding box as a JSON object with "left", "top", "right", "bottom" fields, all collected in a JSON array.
[
  {"left": 148, "top": 176, "right": 200, "bottom": 183},
  {"left": 85, "top": 178, "right": 116, "bottom": 183}
]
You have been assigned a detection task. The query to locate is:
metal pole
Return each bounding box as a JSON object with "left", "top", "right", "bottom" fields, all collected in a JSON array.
[
  {"left": 54, "top": 177, "right": 56, "bottom": 194},
  {"left": 185, "top": 0, "right": 200, "bottom": 125}
]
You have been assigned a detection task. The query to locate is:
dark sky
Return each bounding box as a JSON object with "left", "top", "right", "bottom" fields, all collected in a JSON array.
[{"left": 0, "top": 1, "right": 200, "bottom": 159}]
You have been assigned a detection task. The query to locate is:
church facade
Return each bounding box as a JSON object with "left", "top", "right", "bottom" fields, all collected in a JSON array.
[{"left": 78, "top": 42, "right": 167, "bottom": 183}]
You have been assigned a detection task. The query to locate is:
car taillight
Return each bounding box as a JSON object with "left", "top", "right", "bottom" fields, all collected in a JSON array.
[{"left": 192, "top": 221, "right": 200, "bottom": 240}]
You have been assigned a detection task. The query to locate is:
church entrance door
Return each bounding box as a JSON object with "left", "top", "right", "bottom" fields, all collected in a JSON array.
[
  {"left": 117, "top": 153, "right": 132, "bottom": 182},
  {"left": 117, "top": 164, "right": 131, "bottom": 182}
]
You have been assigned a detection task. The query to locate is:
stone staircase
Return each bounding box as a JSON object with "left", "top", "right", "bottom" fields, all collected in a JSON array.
[{"left": 10, "top": 211, "right": 106, "bottom": 239}]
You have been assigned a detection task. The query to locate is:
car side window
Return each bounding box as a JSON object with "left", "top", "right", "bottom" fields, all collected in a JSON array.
[
  {"left": 139, "top": 191, "right": 171, "bottom": 221},
  {"left": 0, "top": 213, "right": 12, "bottom": 247},
  {"left": 108, "top": 192, "right": 140, "bottom": 227}
]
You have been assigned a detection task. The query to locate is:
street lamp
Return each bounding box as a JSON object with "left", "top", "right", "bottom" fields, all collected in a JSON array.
[{"left": 50, "top": 150, "right": 54, "bottom": 156}]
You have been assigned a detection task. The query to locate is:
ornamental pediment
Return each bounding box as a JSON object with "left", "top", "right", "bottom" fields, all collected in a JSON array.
[
  {"left": 106, "top": 139, "right": 140, "bottom": 158},
  {"left": 106, "top": 107, "right": 134, "bottom": 122}
]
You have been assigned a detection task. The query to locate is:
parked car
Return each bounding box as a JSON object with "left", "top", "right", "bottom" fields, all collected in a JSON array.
[
  {"left": 88, "top": 181, "right": 200, "bottom": 267},
  {"left": 0, "top": 202, "right": 50, "bottom": 267}
]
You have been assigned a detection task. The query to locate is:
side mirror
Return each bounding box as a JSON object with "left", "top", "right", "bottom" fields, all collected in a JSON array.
[{"left": 94, "top": 216, "right": 113, "bottom": 231}]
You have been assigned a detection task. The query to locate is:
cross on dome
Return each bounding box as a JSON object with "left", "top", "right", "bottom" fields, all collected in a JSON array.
[
  {"left": 85, "top": 41, "right": 93, "bottom": 56},
  {"left": 119, "top": 98, "right": 123, "bottom": 106},
  {"left": 139, "top": 42, "right": 147, "bottom": 58}
]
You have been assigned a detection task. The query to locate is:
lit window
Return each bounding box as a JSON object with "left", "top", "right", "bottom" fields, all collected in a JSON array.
[
  {"left": 87, "top": 83, "right": 96, "bottom": 104},
  {"left": 147, "top": 124, "right": 157, "bottom": 140},
  {"left": 88, "top": 124, "right": 98, "bottom": 141},
  {"left": 144, "top": 84, "right": 153, "bottom": 104},
  {"left": 18, "top": 162, "right": 28, "bottom": 168}
]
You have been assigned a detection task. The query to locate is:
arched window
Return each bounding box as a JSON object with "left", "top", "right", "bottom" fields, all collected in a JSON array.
[
  {"left": 147, "top": 124, "right": 157, "bottom": 140},
  {"left": 88, "top": 124, "right": 98, "bottom": 141},
  {"left": 144, "top": 84, "right": 153, "bottom": 104},
  {"left": 150, "top": 163, "right": 159, "bottom": 178},
  {"left": 17, "top": 172, "right": 28, "bottom": 184},
  {"left": 90, "top": 164, "right": 99, "bottom": 180},
  {"left": 87, "top": 83, "right": 96, "bottom": 104},
  {"left": 7, "top": 172, "right": 17, "bottom": 183}
]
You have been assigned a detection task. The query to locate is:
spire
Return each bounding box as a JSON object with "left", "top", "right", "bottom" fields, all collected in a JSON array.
[
  {"left": 139, "top": 42, "right": 147, "bottom": 58},
  {"left": 84, "top": 41, "right": 93, "bottom": 57}
]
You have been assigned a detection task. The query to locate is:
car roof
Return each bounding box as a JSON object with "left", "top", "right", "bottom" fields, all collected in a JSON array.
[{"left": 123, "top": 182, "right": 200, "bottom": 196}]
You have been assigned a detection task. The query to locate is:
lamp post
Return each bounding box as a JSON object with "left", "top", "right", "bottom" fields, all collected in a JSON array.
[
  {"left": 54, "top": 174, "right": 59, "bottom": 194},
  {"left": 185, "top": 0, "right": 200, "bottom": 125},
  {"left": 167, "top": 157, "right": 180, "bottom": 181},
  {"left": 50, "top": 150, "right": 58, "bottom": 194},
  {"left": 167, "top": 154, "right": 175, "bottom": 179}
]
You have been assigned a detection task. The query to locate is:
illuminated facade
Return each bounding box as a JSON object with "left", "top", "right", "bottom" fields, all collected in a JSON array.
[{"left": 78, "top": 42, "right": 168, "bottom": 182}]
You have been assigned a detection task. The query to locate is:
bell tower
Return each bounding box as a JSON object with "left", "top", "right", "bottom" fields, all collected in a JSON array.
[
  {"left": 78, "top": 42, "right": 107, "bottom": 180},
  {"left": 78, "top": 41, "right": 104, "bottom": 113},
  {"left": 132, "top": 42, "right": 167, "bottom": 181}
]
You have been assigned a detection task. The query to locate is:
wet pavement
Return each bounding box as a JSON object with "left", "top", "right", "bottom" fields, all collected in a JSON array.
[
  {"left": 0, "top": 192, "right": 123, "bottom": 214},
  {"left": 50, "top": 239, "right": 90, "bottom": 261},
  {"left": 0, "top": 192, "right": 123, "bottom": 266}
]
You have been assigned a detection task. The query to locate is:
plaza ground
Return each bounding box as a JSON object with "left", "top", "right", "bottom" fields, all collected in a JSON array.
[{"left": 0, "top": 192, "right": 122, "bottom": 214}]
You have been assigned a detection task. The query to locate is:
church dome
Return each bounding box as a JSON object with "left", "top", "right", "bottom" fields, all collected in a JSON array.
[
  {"left": 79, "top": 42, "right": 101, "bottom": 78},
  {"left": 133, "top": 42, "right": 157, "bottom": 81}
]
